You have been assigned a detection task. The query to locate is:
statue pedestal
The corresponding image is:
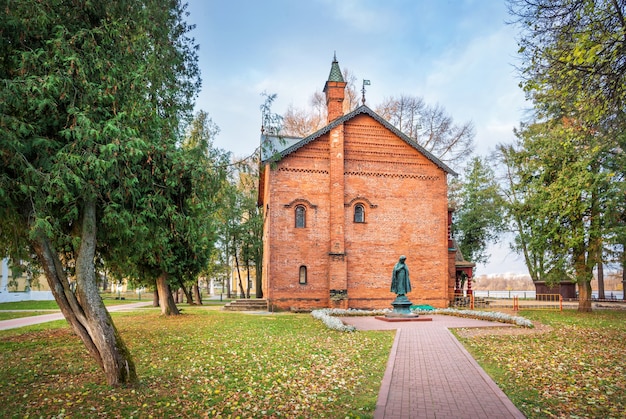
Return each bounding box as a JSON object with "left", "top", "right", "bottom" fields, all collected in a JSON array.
[{"left": 386, "top": 295, "right": 419, "bottom": 318}]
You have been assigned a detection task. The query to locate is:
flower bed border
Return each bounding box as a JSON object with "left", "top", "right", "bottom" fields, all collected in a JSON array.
[{"left": 311, "top": 307, "right": 533, "bottom": 332}]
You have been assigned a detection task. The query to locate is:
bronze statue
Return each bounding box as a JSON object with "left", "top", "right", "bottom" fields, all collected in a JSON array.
[{"left": 391, "top": 255, "right": 411, "bottom": 296}]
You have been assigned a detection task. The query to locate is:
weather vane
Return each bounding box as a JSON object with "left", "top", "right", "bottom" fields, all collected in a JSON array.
[{"left": 361, "top": 79, "right": 371, "bottom": 105}]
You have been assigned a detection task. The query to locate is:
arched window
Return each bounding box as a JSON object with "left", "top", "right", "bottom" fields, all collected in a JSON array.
[
  {"left": 354, "top": 204, "right": 365, "bottom": 223},
  {"left": 295, "top": 205, "right": 306, "bottom": 228},
  {"left": 299, "top": 265, "right": 307, "bottom": 284}
]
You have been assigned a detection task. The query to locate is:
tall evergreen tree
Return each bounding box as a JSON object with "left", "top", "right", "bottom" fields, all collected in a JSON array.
[
  {"left": 451, "top": 157, "right": 506, "bottom": 266},
  {"left": 0, "top": 0, "right": 199, "bottom": 384}
]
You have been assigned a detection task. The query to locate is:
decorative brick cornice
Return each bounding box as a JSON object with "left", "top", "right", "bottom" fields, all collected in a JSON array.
[
  {"left": 345, "top": 196, "right": 378, "bottom": 208},
  {"left": 345, "top": 171, "right": 441, "bottom": 180},
  {"left": 345, "top": 156, "right": 429, "bottom": 165},
  {"left": 278, "top": 168, "right": 329, "bottom": 175},
  {"left": 284, "top": 198, "right": 318, "bottom": 209}
]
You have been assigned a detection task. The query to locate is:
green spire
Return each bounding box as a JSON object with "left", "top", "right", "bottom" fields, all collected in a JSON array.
[{"left": 328, "top": 53, "right": 344, "bottom": 82}]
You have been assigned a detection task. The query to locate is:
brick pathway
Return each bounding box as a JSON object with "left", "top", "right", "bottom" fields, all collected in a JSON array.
[{"left": 341, "top": 315, "right": 526, "bottom": 419}]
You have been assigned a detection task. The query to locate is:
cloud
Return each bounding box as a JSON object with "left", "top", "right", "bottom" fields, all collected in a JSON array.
[
  {"left": 417, "top": 25, "right": 527, "bottom": 155},
  {"left": 317, "top": 0, "right": 393, "bottom": 33},
  {"left": 476, "top": 233, "right": 529, "bottom": 276}
]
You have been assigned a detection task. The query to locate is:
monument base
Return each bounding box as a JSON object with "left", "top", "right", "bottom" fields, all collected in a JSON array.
[
  {"left": 390, "top": 294, "right": 415, "bottom": 316},
  {"left": 377, "top": 294, "right": 428, "bottom": 321}
]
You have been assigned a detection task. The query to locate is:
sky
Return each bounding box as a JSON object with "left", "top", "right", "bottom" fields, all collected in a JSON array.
[{"left": 185, "top": 0, "right": 531, "bottom": 276}]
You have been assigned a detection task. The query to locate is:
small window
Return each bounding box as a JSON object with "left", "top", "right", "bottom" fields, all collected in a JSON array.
[
  {"left": 354, "top": 204, "right": 365, "bottom": 223},
  {"left": 295, "top": 205, "right": 306, "bottom": 228},
  {"left": 299, "top": 265, "right": 307, "bottom": 284}
]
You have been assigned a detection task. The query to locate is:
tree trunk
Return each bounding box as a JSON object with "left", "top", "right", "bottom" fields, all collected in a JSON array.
[
  {"left": 153, "top": 285, "right": 160, "bottom": 307},
  {"left": 177, "top": 278, "right": 194, "bottom": 304},
  {"left": 575, "top": 258, "right": 593, "bottom": 312},
  {"left": 102, "top": 270, "right": 108, "bottom": 292},
  {"left": 597, "top": 260, "right": 605, "bottom": 300},
  {"left": 578, "top": 280, "right": 593, "bottom": 312},
  {"left": 245, "top": 263, "right": 251, "bottom": 298},
  {"left": 156, "top": 272, "right": 179, "bottom": 316},
  {"left": 255, "top": 256, "right": 263, "bottom": 299},
  {"left": 573, "top": 247, "right": 593, "bottom": 312},
  {"left": 255, "top": 273, "right": 263, "bottom": 299},
  {"left": 622, "top": 243, "right": 626, "bottom": 301},
  {"left": 225, "top": 248, "right": 231, "bottom": 299},
  {"left": 193, "top": 283, "right": 202, "bottom": 305},
  {"left": 31, "top": 201, "right": 138, "bottom": 386},
  {"left": 234, "top": 253, "right": 246, "bottom": 299}
]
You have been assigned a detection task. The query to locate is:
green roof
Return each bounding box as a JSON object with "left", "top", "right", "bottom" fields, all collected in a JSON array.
[{"left": 327, "top": 57, "right": 344, "bottom": 82}]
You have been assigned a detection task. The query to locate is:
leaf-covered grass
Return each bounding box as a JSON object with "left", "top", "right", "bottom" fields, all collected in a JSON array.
[
  {"left": 0, "top": 308, "right": 393, "bottom": 418},
  {"left": 458, "top": 309, "right": 626, "bottom": 418}
]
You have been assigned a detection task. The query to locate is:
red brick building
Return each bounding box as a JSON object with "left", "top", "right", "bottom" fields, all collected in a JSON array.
[{"left": 259, "top": 57, "right": 458, "bottom": 311}]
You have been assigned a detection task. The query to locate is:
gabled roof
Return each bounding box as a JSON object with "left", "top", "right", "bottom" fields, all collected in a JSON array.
[
  {"left": 452, "top": 239, "right": 476, "bottom": 268},
  {"left": 261, "top": 105, "right": 457, "bottom": 175},
  {"left": 260, "top": 135, "right": 302, "bottom": 161}
]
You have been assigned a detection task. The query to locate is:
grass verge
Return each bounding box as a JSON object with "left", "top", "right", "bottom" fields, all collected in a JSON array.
[
  {"left": 457, "top": 309, "right": 626, "bottom": 418},
  {"left": 0, "top": 308, "right": 393, "bottom": 418}
]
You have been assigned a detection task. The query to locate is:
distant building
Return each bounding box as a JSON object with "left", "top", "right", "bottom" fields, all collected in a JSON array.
[
  {"left": 258, "top": 57, "right": 460, "bottom": 311},
  {"left": 0, "top": 258, "right": 54, "bottom": 302}
]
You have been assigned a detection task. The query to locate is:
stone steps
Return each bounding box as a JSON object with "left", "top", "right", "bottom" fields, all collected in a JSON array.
[{"left": 222, "top": 299, "right": 268, "bottom": 312}]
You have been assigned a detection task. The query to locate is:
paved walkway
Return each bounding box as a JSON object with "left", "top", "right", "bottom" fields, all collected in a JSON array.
[
  {"left": 0, "top": 301, "right": 152, "bottom": 330},
  {"left": 341, "top": 315, "right": 526, "bottom": 419}
]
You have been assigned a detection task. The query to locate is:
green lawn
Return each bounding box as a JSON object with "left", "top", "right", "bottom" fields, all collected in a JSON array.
[
  {"left": 0, "top": 308, "right": 394, "bottom": 418},
  {"left": 0, "top": 297, "right": 157, "bottom": 312},
  {"left": 0, "top": 296, "right": 229, "bottom": 312},
  {"left": 0, "top": 298, "right": 229, "bottom": 320},
  {"left": 2, "top": 305, "right": 623, "bottom": 418},
  {"left": 458, "top": 309, "right": 626, "bottom": 419}
]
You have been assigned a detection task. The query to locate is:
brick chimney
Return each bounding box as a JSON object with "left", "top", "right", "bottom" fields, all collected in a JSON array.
[{"left": 323, "top": 54, "right": 347, "bottom": 123}]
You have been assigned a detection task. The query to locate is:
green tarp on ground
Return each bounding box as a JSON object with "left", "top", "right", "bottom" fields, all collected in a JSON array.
[{"left": 411, "top": 304, "right": 435, "bottom": 311}]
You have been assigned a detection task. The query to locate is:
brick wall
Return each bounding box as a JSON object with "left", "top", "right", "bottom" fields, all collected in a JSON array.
[{"left": 262, "top": 114, "right": 451, "bottom": 310}]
